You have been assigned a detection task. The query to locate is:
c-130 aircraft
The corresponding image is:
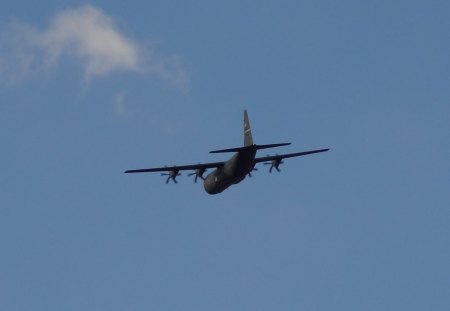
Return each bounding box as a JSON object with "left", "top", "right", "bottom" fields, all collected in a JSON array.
[{"left": 125, "top": 111, "right": 329, "bottom": 195}]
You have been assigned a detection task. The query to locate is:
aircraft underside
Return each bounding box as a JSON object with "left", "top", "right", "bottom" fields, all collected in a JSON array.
[{"left": 203, "top": 150, "right": 256, "bottom": 194}]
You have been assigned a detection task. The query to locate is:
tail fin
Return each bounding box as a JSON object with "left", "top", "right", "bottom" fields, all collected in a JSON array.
[{"left": 244, "top": 110, "right": 253, "bottom": 146}]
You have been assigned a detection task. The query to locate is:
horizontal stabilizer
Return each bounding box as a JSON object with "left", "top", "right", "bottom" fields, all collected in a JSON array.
[
  {"left": 209, "top": 143, "right": 291, "bottom": 154},
  {"left": 255, "top": 143, "right": 291, "bottom": 150},
  {"left": 210, "top": 146, "right": 251, "bottom": 153}
]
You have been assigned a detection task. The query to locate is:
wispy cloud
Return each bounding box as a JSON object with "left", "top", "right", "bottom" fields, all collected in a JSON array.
[
  {"left": 0, "top": 5, "right": 187, "bottom": 88},
  {"left": 113, "top": 91, "right": 128, "bottom": 117}
]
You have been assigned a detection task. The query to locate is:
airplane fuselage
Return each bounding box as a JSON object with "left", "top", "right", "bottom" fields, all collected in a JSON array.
[{"left": 203, "top": 145, "right": 257, "bottom": 194}]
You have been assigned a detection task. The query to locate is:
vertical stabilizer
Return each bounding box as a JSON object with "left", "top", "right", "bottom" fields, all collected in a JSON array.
[{"left": 244, "top": 110, "right": 254, "bottom": 146}]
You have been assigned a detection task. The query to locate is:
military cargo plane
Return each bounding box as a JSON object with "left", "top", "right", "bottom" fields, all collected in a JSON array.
[{"left": 125, "top": 110, "right": 329, "bottom": 195}]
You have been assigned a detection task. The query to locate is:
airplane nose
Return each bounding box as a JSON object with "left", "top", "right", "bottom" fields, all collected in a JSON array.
[
  {"left": 203, "top": 176, "right": 216, "bottom": 194},
  {"left": 203, "top": 174, "right": 225, "bottom": 195}
]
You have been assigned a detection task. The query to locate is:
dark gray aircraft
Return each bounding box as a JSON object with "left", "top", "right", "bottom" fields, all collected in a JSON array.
[{"left": 125, "top": 111, "right": 329, "bottom": 195}]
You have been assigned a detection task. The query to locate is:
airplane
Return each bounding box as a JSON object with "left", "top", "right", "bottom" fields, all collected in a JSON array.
[{"left": 125, "top": 110, "right": 329, "bottom": 195}]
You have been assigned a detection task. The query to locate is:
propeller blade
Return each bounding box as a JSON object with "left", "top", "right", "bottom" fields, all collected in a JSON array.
[
  {"left": 188, "top": 168, "right": 206, "bottom": 183},
  {"left": 247, "top": 166, "right": 257, "bottom": 177},
  {"left": 264, "top": 157, "right": 284, "bottom": 173},
  {"left": 162, "top": 169, "right": 180, "bottom": 184}
]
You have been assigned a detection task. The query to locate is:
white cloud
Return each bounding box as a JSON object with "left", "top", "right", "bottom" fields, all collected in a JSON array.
[
  {"left": 43, "top": 5, "right": 140, "bottom": 77},
  {"left": 0, "top": 5, "right": 187, "bottom": 88}
]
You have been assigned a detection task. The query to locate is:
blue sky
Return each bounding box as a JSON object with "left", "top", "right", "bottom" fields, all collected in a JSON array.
[{"left": 1, "top": 1, "right": 449, "bottom": 310}]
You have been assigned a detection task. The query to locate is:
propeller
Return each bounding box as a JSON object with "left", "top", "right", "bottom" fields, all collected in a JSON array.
[
  {"left": 161, "top": 169, "right": 181, "bottom": 184},
  {"left": 247, "top": 166, "right": 258, "bottom": 177},
  {"left": 264, "top": 156, "right": 284, "bottom": 173},
  {"left": 188, "top": 168, "right": 207, "bottom": 183}
]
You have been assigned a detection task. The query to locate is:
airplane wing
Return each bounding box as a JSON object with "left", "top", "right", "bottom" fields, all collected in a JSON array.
[
  {"left": 253, "top": 148, "right": 330, "bottom": 164},
  {"left": 124, "top": 161, "right": 225, "bottom": 174}
]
